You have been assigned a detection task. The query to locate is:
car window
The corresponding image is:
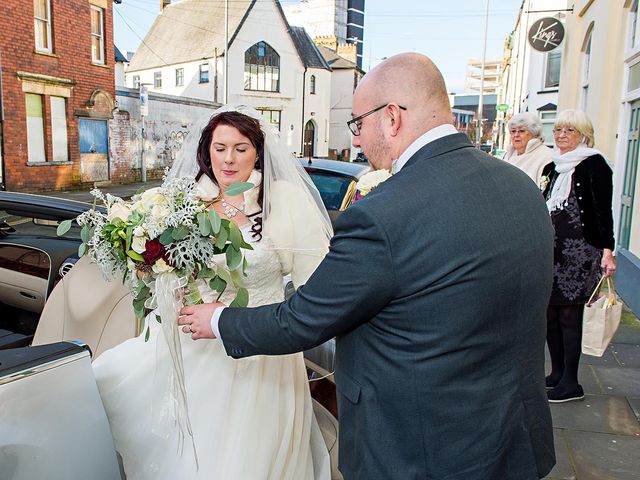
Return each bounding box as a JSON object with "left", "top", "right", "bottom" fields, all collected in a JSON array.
[
  {"left": 306, "top": 172, "right": 353, "bottom": 211},
  {"left": 0, "top": 211, "right": 82, "bottom": 239}
]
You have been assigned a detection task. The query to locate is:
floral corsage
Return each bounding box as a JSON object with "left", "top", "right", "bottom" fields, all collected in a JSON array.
[{"left": 351, "top": 169, "right": 392, "bottom": 203}]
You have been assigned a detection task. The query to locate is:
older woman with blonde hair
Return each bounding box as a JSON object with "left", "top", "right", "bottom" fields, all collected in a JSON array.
[
  {"left": 503, "top": 112, "right": 552, "bottom": 183},
  {"left": 541, "top": 109, "right": 616, "bottom": 403}
]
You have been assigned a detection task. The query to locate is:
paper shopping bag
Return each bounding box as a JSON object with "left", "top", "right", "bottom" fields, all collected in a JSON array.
[{"left": 582, "top": 277, "right": 622, "bottom": 357}]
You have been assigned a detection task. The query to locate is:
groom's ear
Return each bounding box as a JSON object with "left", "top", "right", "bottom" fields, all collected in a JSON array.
[{"left": 387, "top": 104, "right": 402, "bottom": 137}]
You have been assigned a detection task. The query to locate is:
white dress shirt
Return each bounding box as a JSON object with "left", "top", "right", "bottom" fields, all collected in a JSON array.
[{"left": 211, "top": 123, "right": 460, "bottom": 339}]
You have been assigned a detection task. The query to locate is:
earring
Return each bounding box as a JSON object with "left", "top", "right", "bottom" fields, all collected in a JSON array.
[{"left": 255, "top": 156, "right": 260, "bottom": 168}]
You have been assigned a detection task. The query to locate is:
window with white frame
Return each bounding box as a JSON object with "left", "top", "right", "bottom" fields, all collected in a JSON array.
[
  {"left": 176, "top": 68, "right": 184, "bottom": 87},
  {"left": 199, "top": 64, "right": 209, "bottom": 84},
  {"left": 50, "top": 96, "right": 68, "bottom": 162},
  {"left": 90, "top": 6, "right": 105, "bottom": 64},
  {"left": 257, "top": 109, "right": 281, "bottom": 131},
  {"left": 630, "top": 0, "right": 640, "bottom": 50},
  {"left": 26, "top": 94, "right": 46, "bottom": 162},
  {"left": 34, "top": 0, "right": 52, "bottom": 53},
  {"left": 540, "top": 111, "right": 557, "bottom": 146},
  {"left": 581, "top": 31, "right": 592, "bottom": 112},
  {"left": 544, "top": 49, "right": 561, "bottom": 89},
  {"left": 154, "top": 71, "right": 162, "bottom": 88},
  {"left": 132, "top": 75, "right": 140, "bottom": 89},
  {"left": 244, "top": 42, "right": 280, "bottom": 92}
]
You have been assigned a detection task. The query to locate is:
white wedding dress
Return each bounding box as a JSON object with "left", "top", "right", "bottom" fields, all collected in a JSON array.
[{"left": 92, "top": 223, "right": 331, "bottom": 480}]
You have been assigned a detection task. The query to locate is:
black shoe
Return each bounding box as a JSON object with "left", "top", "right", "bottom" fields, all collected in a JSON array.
[
  {"left": 545, "top": 375, "right": 560, "bottom": 389},
  {"left": 547, "top": 385, "right": 584, "bottom": 403}
]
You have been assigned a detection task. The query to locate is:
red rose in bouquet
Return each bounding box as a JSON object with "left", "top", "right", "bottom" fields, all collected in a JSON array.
[{"left": 142, "top": 238, "right": 170, "bottom": 265}]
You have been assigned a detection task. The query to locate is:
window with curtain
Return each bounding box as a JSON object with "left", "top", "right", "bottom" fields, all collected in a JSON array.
[
  {"left": 244, "top": 42, "right": 280, "bottom": 92},
  {"left": 26, "top": 94, "right": 46, "bottom": 163},
  {"left": 544, "top": 49, "right": 561, "bottom": 89},
  {"left": 91, "top": 6, "right": 104, "bottom": 64},
  {"left": 34, "top": 0, "right": 52, "bottom": 53}
]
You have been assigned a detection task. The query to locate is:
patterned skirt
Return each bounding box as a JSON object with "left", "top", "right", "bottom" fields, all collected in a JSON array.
[{"left": 549, "top": 191, "right": 602, "bottom": 305}]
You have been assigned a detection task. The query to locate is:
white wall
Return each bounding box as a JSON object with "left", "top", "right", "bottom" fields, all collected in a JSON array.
[{"left": 329, "top": 68, "right": 359, "bottom": 159}]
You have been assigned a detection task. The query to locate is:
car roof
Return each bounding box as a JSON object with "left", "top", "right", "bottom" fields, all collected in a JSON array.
[
  {"left": 0, "top": 191, "right": 105, "bottom": 221},
  {"left": 298, "top": 158, "right": 370, "bottom": 179}
]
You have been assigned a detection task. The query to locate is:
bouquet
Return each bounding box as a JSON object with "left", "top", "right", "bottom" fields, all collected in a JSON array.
[
  {"left": 57, "top": 175, "right": 254, "bottom": 339},
  {"left": 351, "top": 168, "right": 392, "bottom": 203}
]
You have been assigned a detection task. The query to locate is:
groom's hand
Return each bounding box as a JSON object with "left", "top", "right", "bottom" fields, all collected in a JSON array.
[{"left": 178, "top": 302, "right": 226, "bottom": 340}]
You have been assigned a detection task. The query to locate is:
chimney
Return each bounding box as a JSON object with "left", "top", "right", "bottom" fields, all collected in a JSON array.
[
  {"left": 337, "top": 42, "right": 357, "bottom": 64},
  {"left": 160, "top": 0, "right": 171, "bottom": 11}
]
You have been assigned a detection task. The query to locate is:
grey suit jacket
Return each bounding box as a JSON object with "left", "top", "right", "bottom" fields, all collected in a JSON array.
[{"left": 220, "top": 133, "right": 556, "bottom": 480}]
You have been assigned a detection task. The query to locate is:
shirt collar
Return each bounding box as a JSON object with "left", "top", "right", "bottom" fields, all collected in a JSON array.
[{"left": 392, "top": 124, "right": 459, "bottom": 173}]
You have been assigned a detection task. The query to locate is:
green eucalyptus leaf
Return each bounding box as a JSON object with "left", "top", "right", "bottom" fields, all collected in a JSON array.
[
  {"left": 230, "top": 269, "right": 243, "bottom": 289},
  {"left": 224, "top": 182, "right": 254, "bottom": 197},
  {"left": 242, "top": 256, "right": 248, "bottom": 276},
  {"left": 159, "top": 228, "right": 174, "bottom": 245},
  {"left": 229, "top": 222, "right": 242, "bottom": 250},
  {"left": 209, "top": 275, "right": 227, "bottom": 294},
  {"left": 208, "top": 209, "right": 221, "bottom": 234},
  {"left": 229, "top": 288, "right": 249, "bottom": 308},
  {"left": 196, "top": 267, "right": 216, "bottom": 279},
  {"left": 214, "top": 226, "right": 228, "bottom": 249},
  {"left": 216, "top": 267, "right": 232, "bottom": 286},
  {"left": 57, "top": 219, "right": 73, "bottom": 236},
  {"left": 172, "top": 225, "right": 189, "bottom": 240},
  {"left": 226, "top": 246, "right": 242, "bottom": 270},
  {"left": 197, "top": 212, "right": 210, "bottom": 236},
  {"left": 155, "top": 314, "right": 162, "bottom": 323},
  {"left": 135, "top": 186, "right": 146, "bottom": 195},
  {"left": 78, "top": 242, "right": 87, "bottom": 257},
  {"left": 80, "top": 226, "right": 90, "bottom": 243},
  {"left": 144, "top": 327, "right": 150, "bottom": 342}
]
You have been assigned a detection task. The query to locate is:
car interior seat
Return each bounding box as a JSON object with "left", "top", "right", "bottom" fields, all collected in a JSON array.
[{"left": 32, "top": 256, "right": 136, "bottom": 359}]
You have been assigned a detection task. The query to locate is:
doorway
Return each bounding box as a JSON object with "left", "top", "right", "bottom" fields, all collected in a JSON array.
[{"left": 303, "top": 120, "right": 315, "bottom": 158}]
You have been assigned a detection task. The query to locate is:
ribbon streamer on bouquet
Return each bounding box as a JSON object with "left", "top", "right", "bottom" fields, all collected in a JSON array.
[{"left": 145, "top": 272, "right": 199, "bottom": 469}]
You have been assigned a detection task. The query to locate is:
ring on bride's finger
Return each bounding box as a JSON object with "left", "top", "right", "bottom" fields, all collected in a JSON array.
[{"left": 189, "top": 325, "right": 193, "bottom": 333}]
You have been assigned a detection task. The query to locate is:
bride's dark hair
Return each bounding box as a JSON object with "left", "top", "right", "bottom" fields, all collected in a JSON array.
[{"left": 196, "top": 111, "right": 264, "bottom": 239}]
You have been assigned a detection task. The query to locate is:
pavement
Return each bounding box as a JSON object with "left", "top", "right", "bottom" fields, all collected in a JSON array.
[{"left": 5, "top": 179, "right": 640, "bottom": 479}]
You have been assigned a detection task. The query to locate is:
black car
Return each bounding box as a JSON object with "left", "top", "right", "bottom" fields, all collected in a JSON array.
[{"left": 299, "top": 158, "right": 371, "bottom": 227}]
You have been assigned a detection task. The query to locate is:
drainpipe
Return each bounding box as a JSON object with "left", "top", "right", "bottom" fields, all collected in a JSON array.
[
  {"left": 0, "top": 49, "right": 5, "bottom": 190},
  {"left": 213, "top": 47, "right": 218, "bottom": 104},
  {"left": 300, "top": 66, "right": 307, "bottom": 155}
]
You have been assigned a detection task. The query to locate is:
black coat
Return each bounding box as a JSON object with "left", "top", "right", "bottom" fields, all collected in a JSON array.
[
  {"left": 542, "top": 154, "right": 615, "bottom": 250},
  {"left": 220, "top": 133, "right": 556, "bottom": 480}
]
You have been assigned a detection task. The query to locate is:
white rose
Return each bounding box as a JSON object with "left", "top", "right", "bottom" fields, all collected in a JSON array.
[
  {"left": 152, "top": 258, "right": 174, "bottom": 274},
  {"left": 133, "top": 225, "right": 145, "bottom": 237},
  {"left": 150, "top": 204, "right": 171, "bottom": 219},
  {"left": 140, "top": 188, "right": 165, "bottom": 209},
  {"left": 106, "top": 202, "right": 132, "bottom": 222},
  {"left": 131, "top": 235, "right": 147, "bottom": 254},
  {"left": 356, "top": 169, "right": 392, "bottom": 195}
]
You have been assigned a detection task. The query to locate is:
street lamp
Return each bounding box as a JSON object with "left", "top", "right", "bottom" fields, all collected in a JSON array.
[{"left": 476, "top": 0, "right": 489, "bottom": 149}]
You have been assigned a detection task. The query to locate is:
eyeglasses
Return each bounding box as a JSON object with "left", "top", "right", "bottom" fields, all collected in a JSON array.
[
  {"left": 553, "top": 127, "right": 577, "bottom": 135},
  {"left": 347, "top": 103, "right": 407, "bottom": 136}
]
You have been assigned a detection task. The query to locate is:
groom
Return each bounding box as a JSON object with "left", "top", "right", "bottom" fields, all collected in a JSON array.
[{"left": 180, "top": 53, "right": 556, "bottom": 479}]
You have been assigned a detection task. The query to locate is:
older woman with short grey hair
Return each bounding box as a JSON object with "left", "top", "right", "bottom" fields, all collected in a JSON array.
[{"left": 503, "top": 112, "right": 552, "bottom": 183}]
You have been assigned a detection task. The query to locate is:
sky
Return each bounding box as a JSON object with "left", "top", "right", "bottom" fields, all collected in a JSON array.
[{"left": 113, "top": 0, "right": 525, "bottom": 93}]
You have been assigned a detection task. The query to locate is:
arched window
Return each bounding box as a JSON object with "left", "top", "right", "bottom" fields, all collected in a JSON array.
[
  {"left": 244, "top": 41, "right": 280, "bottom": 92},
  {"left": 310, "top": 75, "right": 316, "bottom": 94},
  {"left": 581, "top": 24, "right": 594, "bottom": 111}
]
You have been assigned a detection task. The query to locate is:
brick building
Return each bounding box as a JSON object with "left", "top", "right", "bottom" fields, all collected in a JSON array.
[{"left": 0, "top": 0, "right": 116, "bottom": 192}]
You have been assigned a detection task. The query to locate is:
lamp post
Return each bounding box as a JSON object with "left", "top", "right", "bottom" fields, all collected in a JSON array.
[
  {"left": 476, "top": 0, "right": 489, "bottom": 149},
  {"left": 223, "top": 0, "right": 229, "bottom": 104}
]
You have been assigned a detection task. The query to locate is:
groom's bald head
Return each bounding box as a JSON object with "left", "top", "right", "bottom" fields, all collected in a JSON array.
[{"left": 351, "top": 53, "right": 453, "bottom": 170}]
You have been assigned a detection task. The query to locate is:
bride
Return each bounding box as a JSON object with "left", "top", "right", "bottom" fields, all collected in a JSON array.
[{"left": 92, "top": 105, "right": 333, "bottom": 479}]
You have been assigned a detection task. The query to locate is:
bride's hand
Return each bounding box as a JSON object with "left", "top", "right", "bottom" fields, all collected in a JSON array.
[{"left": 178, "top": 302, "right": 226, "bottom": 340}]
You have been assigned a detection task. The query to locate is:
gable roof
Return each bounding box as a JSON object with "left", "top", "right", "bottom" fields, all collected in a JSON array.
[
  {"left": 127, "top": 0, "right": 255, "bottom": 72},
  {"left": 289, "top": 26, "right": 330, "bottom": 70},
  {"left": 316, "top": 44, "right": 360, "bottom": 71},
  {"left": 114, "top": 45, "right": 127, "bottom": 63}
]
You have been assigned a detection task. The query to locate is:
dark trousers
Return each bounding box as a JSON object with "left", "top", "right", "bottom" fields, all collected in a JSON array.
[{"left": 546, "top": 304, "right": 584, "bottom": 389}]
